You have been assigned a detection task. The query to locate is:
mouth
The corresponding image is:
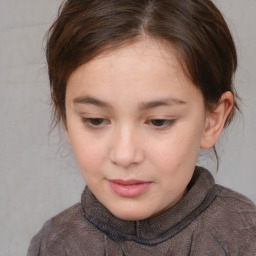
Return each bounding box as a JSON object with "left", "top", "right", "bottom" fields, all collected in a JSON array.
[{"left": 107, "top": 179, "right": 152, "bottom": 198}]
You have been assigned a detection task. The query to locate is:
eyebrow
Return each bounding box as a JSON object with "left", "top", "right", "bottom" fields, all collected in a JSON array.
[
  {"left": 139, "top": 98, "right": 186, "bottom": 110},
  {"left": 73, "top": 96, "right": 186, "bottom": 109},
  {"left": 73, "top": 96, "right": 112, "bottom": 108}
]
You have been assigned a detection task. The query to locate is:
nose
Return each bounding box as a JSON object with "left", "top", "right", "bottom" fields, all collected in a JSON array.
[{"left": 110, "top": 127, "right": 144, "bottom": 168}]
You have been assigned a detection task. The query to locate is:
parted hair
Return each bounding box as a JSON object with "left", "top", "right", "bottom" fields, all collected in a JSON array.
[{"left": 46, "top": 0, "right": 239, "bottom": 129}]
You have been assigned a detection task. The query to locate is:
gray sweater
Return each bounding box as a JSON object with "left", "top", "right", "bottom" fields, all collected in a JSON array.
[{"left": 27, "top": 167, "right": 256, "bottom": 255}]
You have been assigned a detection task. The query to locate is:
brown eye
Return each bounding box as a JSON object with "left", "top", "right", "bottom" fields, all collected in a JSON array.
[
  {"left": 150, "top": 119, "right": 166, "bottom": 126},
  {"left": 89, "top": 118, "right": 105, "bottom": 126},
  {"left": 82, "top": 118, "right": 109, "bottom": 128},
  {"left": 148, "top": 119, "right": 175, "bottom": 129}
]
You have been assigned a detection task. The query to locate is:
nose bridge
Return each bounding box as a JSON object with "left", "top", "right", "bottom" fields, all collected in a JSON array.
[{"left": 110, "top": 123, "right": 143, "bottom": 167}]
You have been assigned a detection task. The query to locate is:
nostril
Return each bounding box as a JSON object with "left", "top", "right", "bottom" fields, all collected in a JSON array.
[
  {"left": 110, "top": 143, "right": 144, "bottom": 168},
  {"left": 109, "top": 129, "right": 145, "bottom": 168}
]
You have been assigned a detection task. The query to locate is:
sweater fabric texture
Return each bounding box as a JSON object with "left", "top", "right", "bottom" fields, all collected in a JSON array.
[{"left": 27, "top": 167, "right": 256, "bottom": 255}]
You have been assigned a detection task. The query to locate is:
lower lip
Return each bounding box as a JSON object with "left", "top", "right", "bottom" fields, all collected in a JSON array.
[{"left": 108, "top": 181, "right": 152, "bottom": 198}]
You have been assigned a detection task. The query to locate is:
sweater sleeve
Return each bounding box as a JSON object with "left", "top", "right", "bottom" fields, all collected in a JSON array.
[
  {"left": 26, "top": 219, "right": 67, "bottom": 256},
  {"left": 27, "top": 227, "right": 44, "bottom": 256},
  {"left": 240, "top": 220, "right": 256, "bottom": 254}
]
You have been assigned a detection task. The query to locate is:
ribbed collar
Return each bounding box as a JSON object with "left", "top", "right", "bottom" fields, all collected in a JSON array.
[{"left": 81, "top": 167, "right": 216, "bottom": 245}]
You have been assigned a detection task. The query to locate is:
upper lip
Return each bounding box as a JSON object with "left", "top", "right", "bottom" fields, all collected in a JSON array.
[{"left": 108, "top": 179, "right": 151, "bottom": 185}]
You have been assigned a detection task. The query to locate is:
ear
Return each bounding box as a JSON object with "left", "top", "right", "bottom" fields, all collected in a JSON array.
[{"left": 200, "top": 91, "right": 234, "bottom": 149}]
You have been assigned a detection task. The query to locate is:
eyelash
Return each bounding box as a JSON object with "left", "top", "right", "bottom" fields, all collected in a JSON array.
[
  {"left": 81, "top": 118, "right": 175, "bottom": 130},
  {"left": 82, "top": 118, "right": 109, "bottom": 128},
  {"left": 147, "top": 119, "right": 175, "bottom": 129}
]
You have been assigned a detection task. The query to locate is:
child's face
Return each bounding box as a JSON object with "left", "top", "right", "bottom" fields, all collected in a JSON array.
[{"left": 65, "top": 39, "right": 208, "bottom": 220}]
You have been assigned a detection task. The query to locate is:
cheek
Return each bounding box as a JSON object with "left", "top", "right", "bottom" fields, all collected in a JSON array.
[
  {"left": 71, "top": 137, "right": 106, "bottom": 175},
  {"left": 147, "top": 138, "right": 182, "bottom": 174},
  {"left": 147, "top": 131, "right": 201, "bottom": 173}
]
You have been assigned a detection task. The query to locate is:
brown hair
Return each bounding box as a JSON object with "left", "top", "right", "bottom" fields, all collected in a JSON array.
[{"left": 46, "top": 0, "right": 239, "bottom": 133}]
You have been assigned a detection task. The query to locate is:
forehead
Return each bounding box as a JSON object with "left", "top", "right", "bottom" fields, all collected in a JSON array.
[
  {"left": 68, "top": 39, "right": 182, "bottom": 82},
  {"left": 66, "top": 38, "right": 201, "bottom": 107}
]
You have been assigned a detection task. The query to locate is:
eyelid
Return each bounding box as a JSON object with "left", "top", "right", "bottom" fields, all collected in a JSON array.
[
  {"left": 146, "top": 118, "right": 176, "bottom": 130},
  {"left": 81, "top": 117, "right": 111, "bottom": 129}
]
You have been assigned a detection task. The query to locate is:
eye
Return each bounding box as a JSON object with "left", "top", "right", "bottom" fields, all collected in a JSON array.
[
  {"left": 148, "top": 119, "right": 175, "bottom": 129},
  {"left": 82, "top": 118, "right": 110, "bottom": 128}
]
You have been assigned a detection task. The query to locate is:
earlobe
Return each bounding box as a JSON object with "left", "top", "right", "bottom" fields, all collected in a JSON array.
[{"left": 200, "top": 91, "right": 234, "bottom": 149}]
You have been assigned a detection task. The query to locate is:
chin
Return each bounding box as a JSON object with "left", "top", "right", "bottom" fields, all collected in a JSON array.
[{"left": 110, "top": 207, "right": 153, "bottom": 221}]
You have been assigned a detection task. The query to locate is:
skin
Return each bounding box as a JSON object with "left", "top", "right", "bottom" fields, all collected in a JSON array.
[{"left": 65, "top": 39, "right": 233, "bottom": 221}]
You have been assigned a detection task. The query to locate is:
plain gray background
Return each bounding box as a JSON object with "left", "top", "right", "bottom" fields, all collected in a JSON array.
[{"left": 0, "top": 0, "right": 255, "bottom": 255}]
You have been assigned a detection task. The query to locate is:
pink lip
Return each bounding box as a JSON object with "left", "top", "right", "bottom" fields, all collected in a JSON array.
[{"left": 108, "top": 179, "right": 152, "bottom": 198}]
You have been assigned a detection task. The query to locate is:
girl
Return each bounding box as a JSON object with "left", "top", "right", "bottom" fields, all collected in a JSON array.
[{"left": 27, "top": 0, "right": 256, "bottom": 255}]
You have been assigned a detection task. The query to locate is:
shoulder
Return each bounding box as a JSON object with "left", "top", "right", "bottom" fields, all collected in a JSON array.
[
  {"left": 193, "top": 185, "right": 256, "bottom": 254},
  {"left": 45, "top": 202, "right": 87, "bottom": 232},
  {"left": 213, "top": 184, "right": 256, "bottom": 228},
  {"left": 27, "top": 203, "right": 101, "bottom": 256}
]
